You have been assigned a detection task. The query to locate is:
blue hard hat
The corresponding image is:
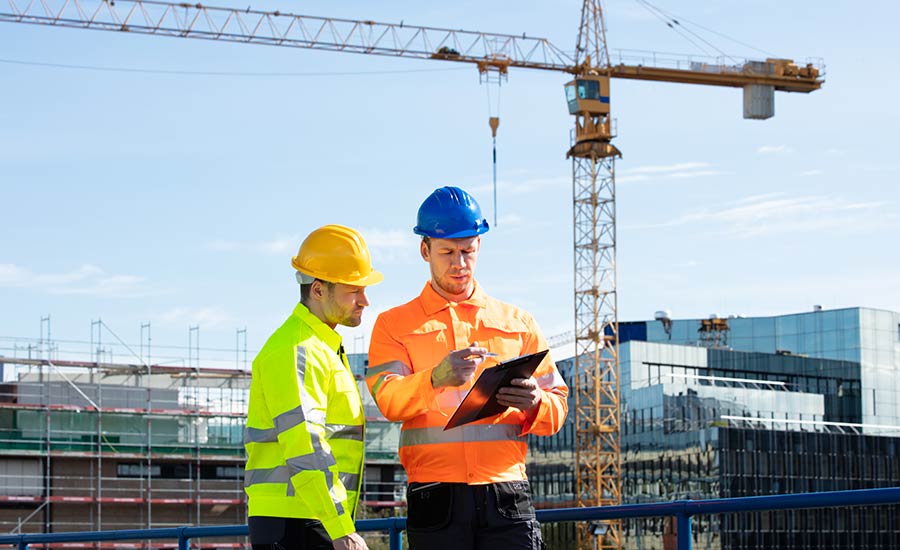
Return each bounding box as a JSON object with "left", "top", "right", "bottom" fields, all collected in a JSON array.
[{"left": 413, "top": 186, "right": 490, "bottom": 239}]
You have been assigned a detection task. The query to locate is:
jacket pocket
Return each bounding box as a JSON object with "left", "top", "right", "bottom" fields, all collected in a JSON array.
[
  {"left": 478, "top": 317, "right": 530, "bottom": 359},
  {"left": 492, "top": 480, "right": 536, "bottom": 520},
  {"left": 398, "top": 320, "right": 449, "bottom": 371},
  {"left": 406, "top": 482, "right": 453, "bottom": 531}
]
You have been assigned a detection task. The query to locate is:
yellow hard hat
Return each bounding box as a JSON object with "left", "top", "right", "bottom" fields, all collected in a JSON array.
[{"left": 291, "top": 224, "right": 384, "bottom": 287}]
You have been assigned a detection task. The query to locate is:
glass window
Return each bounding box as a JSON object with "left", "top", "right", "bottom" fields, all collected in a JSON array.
[
  {"left": 820, "top": 310, "right": 841, "bottom": 332},
  {"left": 776, "top": 315, "right": 799, "bottom": 335},
  {"left": 577, "top": 79, "right": 600, "bottom": 100},
  {"left": 843, "top": 308, "right": 860, "bottom": 330},
  {"left": 752, "top": 318, "right": 776, "bottom": 338},
  {"left": 777, "top": 333, "right": 799, "bottom": 353},
  {"left": 117, "top": 463, "right": 161, "bottom": 478}
]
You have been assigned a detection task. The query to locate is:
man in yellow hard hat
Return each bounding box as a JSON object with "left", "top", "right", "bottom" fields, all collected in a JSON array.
[{"left": 245, "top": 224, "right": 382, "bottom": 550}]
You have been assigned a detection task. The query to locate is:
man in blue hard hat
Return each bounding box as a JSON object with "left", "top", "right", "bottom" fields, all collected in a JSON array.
[{"left": 366, "top": 186, "right": 569, "bottom": 549}]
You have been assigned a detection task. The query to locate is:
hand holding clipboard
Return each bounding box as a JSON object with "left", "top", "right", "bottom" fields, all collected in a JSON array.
[{"left": 443, "top": 349, "right": 550, "bottom": 430}]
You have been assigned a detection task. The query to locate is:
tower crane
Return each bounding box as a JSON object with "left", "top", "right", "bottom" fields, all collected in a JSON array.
[{"left": 2, "top": 1, "right": 823, "bottom": 547}]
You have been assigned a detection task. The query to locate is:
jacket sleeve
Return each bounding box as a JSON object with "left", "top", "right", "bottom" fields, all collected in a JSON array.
[
  {"left": 518, "top": 316, "right": 569, "bottom": 437},
  {"left": 366, "top": 313, "right": 441, "bottom": 422},
  {"left": 260, "top": 345, "right": 356, "bottom": 540}
]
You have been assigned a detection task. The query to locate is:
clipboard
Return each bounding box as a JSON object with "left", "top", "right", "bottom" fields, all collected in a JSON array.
[{"left": 443, "top": 349, "right": 549, "bottom": 431}]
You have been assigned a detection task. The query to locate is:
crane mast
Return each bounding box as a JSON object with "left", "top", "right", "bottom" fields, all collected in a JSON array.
[
  {"left": 569, "top": 2, "right": 621, "bottom": 548},
  {"left": 2, "top": 2, "right": 823, "bottom": 548}
]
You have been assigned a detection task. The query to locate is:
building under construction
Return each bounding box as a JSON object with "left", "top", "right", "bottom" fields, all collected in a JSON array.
[
  {"left": 0, "top": 345, "right": 401, "bottom": 548},
  {"left": 0, "top": 354, "right": 249, "bottom": 544}
]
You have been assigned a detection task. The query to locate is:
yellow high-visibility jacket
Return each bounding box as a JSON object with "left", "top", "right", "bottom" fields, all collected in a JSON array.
[{"left": 244, "top": 302, "right": 364, "bottom": 540}]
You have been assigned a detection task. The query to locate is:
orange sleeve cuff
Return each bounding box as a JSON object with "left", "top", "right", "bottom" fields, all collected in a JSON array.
[{"left": 519, "top": 389, "right": 567, "bottom": 437}]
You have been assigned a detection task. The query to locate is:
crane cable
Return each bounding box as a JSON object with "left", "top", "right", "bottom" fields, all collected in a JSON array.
[
  {"left": 634, "top": 0, "right": 777, "bottom": 62},
  {"left": 485, "top": 75, "right": 502, "bottom": 228},
  {"left": 635, "top": 0, "right": 723, "bottom": 59}
]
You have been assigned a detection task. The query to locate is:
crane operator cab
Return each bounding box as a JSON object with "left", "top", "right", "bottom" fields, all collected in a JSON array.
[
  {"left": 565, "top": 74, "right": 617, "bottom": 150},
  {"left": 565, "top": 75, "right": 610, "bottom": 116}
]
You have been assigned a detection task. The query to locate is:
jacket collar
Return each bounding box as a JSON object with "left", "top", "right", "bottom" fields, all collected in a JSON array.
[
  {"left": 419, "top": 280, "right": 488, "bottom": 316},
  {"left": 292, "top": 302, "right": 342, "bottom": 354}
]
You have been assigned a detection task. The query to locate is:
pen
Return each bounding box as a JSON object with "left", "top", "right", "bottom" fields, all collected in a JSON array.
[{"left": 464, "top": 351, "right": 498, "bottom": 359}]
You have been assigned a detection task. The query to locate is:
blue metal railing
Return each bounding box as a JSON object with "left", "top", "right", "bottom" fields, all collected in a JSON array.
[{"left": 2, "top": 487, "right": 898, "bottom": 550}]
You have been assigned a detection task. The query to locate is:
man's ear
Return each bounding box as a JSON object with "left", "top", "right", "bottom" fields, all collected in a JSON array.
[
  {"left": 420, "top": 239, "right": 430, "bottom": 262},
  {"left": 310, "top": 279, "right": 326, "bottom": 302}
]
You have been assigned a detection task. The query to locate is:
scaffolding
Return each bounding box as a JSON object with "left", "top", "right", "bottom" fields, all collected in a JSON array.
[
  {"left": 0, "top": 325, "right": 406, "bottom": 547},
  {"left": 0, "top": 355, "right": 249, "bottom": 547}
]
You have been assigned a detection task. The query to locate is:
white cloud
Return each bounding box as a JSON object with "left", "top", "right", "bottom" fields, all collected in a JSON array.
[
  {"left": 0, "top": 263, "right": 149, "bottom": 297},
  {"left": 800, "top": 169, "right": 824, "bottom": 177},
  {"left": 494, "top": 213, "right": 522, "bottom": 226},
  {"left": 359, "top": 228, "right": 414, "bottom": 250},
  {"left": 209, "top": 235, "right": 300, "bottom": 255},
  {"left": 211, "top": 229, "right": 419, "bottom": 263},
  {"left": 0, "top": 263, "right": 29, "bottom": 285},
  {"left": 618, "top": 162, "right": 725, "bottom": 183},
  {"left": 616, "top": 174, "right": 650, "bottom": 184},
  {"left": 629, "top": 193, "right": 889, "bottom": 238},
  {"left": 667, "top": 170, "right": 723, "bottom": 179},
  {"left": 160, "top": 307, "right": 236, "bottom": 328},
  {"left": 469, "top": 176, "right": 568, "bottom": 197},
  {"left": 260, "top": 236, "right": 299, "bottom": 255},
  {"left": 357, "top": 228, "right": 419, "bottom": 262},
  {"left": 757, "top": 145, "right": 792, "bottom": 154},
  {"left": 624, "top": 162, "right": 711, "bottom": 175}
]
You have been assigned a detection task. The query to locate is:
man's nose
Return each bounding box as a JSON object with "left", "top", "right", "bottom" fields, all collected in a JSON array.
[
  {"left": 357, "top": 289, "right": 370, "bottom": 307},
  {"left": 451, "top": 251, "right": 466, "bottom": 267}
]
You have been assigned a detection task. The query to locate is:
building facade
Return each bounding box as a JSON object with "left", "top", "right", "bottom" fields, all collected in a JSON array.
[{"left": 527, "top": 307, "right": 900, "bottom": 549}]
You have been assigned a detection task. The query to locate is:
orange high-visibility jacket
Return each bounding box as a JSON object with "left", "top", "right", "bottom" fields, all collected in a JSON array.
[{"left": 367, "top": 282, "right": 568, "bottom": 484}]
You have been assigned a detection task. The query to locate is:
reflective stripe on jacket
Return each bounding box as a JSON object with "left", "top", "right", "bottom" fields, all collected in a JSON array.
[
  {"left": 367, "top": 282, "right": 568, "bottom": 484},
  {"left": 245, "top": 302, "right": 364, "bottom": 540}
]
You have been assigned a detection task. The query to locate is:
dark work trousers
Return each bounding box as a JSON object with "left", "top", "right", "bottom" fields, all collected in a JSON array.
[
  {"left": 248, "top": 516, "right": 333, "bottom": 550},
  {"left": 406, "top": 481, "right": 545, "bottom": 550}
]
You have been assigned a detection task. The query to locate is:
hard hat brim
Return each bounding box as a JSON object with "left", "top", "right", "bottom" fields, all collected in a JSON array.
[
  {"left": 413, "top": 225, "right": 489, "bottom": 239},
  {"left": 353, "top": 270, "right": 384, "bottom": 287}
]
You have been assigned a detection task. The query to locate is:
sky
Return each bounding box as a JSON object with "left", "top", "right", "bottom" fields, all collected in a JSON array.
[{"left": 1, "top": 0, "right": 898, "bottom": 368}]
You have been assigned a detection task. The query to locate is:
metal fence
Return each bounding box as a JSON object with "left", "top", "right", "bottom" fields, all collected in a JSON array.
[{"left": 2, "top": 487, "right": 899, "bottom": 550}]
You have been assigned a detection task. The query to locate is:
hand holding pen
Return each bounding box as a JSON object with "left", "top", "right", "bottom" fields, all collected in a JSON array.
[{"left": 431, "top": 342, "right": 495, "bottom": 388}]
